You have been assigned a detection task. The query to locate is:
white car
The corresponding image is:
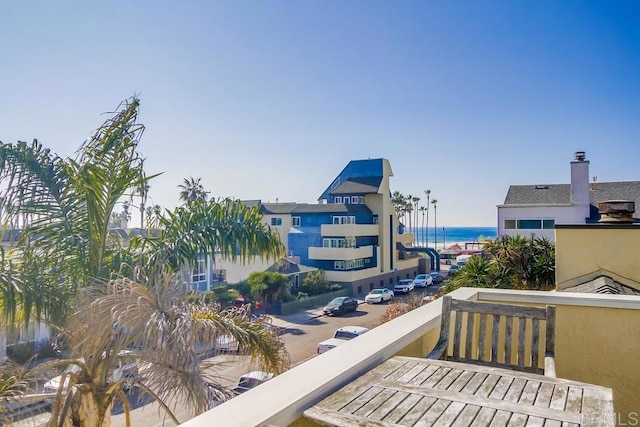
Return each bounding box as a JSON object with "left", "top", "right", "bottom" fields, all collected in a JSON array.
[
  {"left": 317, "top": 326, "right": 370, "bottom": 354},
  {"left": 43, "top": 350, "right": 139, "bottom": 394},
  {"left": 214, "top": 335, "right": 239, "bottom": 352},
  {"left": 393, "top": 279, "right": 415, "bottom": 294},
  {"left": 411, "top": 274, "right": 434, "bottom": 288},
  {"left": 365, "top": 288, "right": 394, "bottom": 304},
  {"left": 233, "top": 371, "right": 275, "bottom": 393}
]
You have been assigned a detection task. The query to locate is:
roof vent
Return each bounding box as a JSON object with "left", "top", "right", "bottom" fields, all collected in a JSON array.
[
  {"left": 535, "top": 185, "right": 549, "bottom": 190},
  {"left": 598, "top": 200, "right": 635, "bottom": 223},
  {"left": 574, "top": 151, "right": 586, "bottom": 161}
]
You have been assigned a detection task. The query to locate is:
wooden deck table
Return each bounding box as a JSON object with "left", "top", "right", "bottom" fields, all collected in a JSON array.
[{"left": 303, "top": 356, "right": 614, "bottom": 426}]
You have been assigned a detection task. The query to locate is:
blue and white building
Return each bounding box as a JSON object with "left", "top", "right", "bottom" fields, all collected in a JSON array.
[{"left": 214, "top": 158, "right": 422, "bottom": 296}]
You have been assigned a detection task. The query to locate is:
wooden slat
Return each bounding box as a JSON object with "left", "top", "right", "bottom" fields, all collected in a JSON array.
[
  {"left": 479, "top": 313, "right": 487, "bottom": 362},
  {"left": 505, "top": 316, "right": 513, "bottom": 365},
  {"left": 305, "top": 357, "right": 615, "bottom": 427},
  {"left": 546, "top": 305, "right": 556, "bottom": 355},
  {"left": 532, "top": 318, "right": 540, "bottom": 369},
  {"left": 491, "top": 314, "right": 501, "bottom": 363},
  {"left": 450, "top": 298, "right": 547, "bottom": 319},
  {"left": 518, "top": 317, "right": 526, "bottom": 368},
  {"left": 466, "top": 311, "right": 475, "bottom": 360},
  {"left": 453, "top": 310, "right": 463, "bottom": 358}
]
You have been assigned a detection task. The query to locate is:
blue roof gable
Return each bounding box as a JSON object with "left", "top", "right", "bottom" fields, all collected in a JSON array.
[{"left": 318, "top": 158, "right": 387, "bottom": 201}]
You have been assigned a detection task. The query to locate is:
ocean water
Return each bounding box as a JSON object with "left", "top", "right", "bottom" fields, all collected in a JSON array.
[{"left": 411, "top": 226, "right": 497, "bottom": 249}]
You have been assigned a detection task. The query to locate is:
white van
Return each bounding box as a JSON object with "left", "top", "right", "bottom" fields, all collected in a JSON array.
[
  {"left": 233, "top": 371, "right": 275, "bottom": 393},
  {"left": 317, "top": 325, "right": 370, "bottom": 354}
]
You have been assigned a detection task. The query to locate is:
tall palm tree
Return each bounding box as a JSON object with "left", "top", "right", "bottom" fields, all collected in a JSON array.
[
  {"left": 0, "top": 98, "right": 287, "bottom": 425},
  {"left": 424, "top": 190, "right": 431, "bottom": 247},
  {"left": 411, "top": 196, "right": 420, "bottom": 245},
  {"left": 419, "top": 206, "right": 427, "bottom": 247},
  {"left": 431, "top": 199, "right": 438, "bottom": 249},
  {"left": 136, "top": 182, "right": 150, "bottom": 228},
  {"left": 178, "top": 177, "right": 209, "bottom": 205}
]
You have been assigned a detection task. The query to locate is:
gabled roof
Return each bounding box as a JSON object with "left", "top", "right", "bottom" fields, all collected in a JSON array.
[
  {"left": 563, "top": 275, "right": 640, "bottom": 296},
  {"left": 330, "top": 176, "right": 382, "bottom": 195},
  {"left": 503, "top": 184, "right": 570, "bottom": 205},
  {"left": 503, "top": 180, "right": 640, "bottom": 221},
  {"left": 318, "top": 159, "right": 388, "bottom": 201}
]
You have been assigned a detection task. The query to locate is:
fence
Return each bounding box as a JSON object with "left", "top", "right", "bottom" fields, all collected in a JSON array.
[{"left": 263, "top": 288, "right": 351, "bottom": 316}]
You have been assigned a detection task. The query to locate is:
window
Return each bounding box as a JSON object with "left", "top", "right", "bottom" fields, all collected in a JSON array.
[
  {"left": 505, "top": 219, "right": 516, "bottom": 229},
  {"left": 334, "top": 196, "right": 342, "bottom": 203},
  {"left": 543, "top": 219, "right": 555, "bottom": 229},
  {"left": 292, "top": 216, "right": 301, "bottom": 227},
  {"left": 351, "top": 196, "right": 359, "bottom": 204},
  {"left": 332, "top": 216, "right": 356, "bottom": 224},
  {"left": 517, "top": 219, "right": 542, "bottom": 229},
  {"left": 271, "top": 217, "right": 282, "bottom": 226},
  {"left": 373, "top": 216, "right": 378, "bottom": 224},
  {"left": 192, "top": 254, "right": 207, "bottom": 283},
  {"left": 334, "top": 261, "right": 346, "bottom": 270},
  {"left": 359, "top": 196, "right": 365, "bottom": 204},
  {"left": 323, "top": 238, "right": 355, "bottom": 248}
]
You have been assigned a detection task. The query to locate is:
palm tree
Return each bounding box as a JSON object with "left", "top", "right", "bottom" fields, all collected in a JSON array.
[
  {"left": 419, "top": 206, "right": 427, "bottom": 246},
  {"left": 424, "top": 190, "right": 431, "bottom": 247},
  {"left": 411, "top": 196, "right": 420, "bottom": 245},
  {"left": 178, "top": 177, "right": 210, "bottom": 205},
  {"left": 431, "top": 199, "right": 438, "bottom": 249},
  {"left": 136, "top": 182, "right": 150, "bottom": 228},
  {"left": 0, "top": 98, "right": 287, "bottom": 425},
  {"left": 45, "top": 276, "right": 287, "bottom": 426}
]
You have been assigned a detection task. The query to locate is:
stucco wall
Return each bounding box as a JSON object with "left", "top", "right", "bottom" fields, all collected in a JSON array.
[{"left": 555, "top": 225, "right": 640, "bottom": 290}]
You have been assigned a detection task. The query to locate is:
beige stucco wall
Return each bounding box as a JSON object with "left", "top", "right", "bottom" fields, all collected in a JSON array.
[{"left": 555, "top": 225, "right": 640, "bottom": 290}]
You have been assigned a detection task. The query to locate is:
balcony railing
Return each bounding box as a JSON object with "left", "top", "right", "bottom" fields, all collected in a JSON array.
[
  {"left": 185, "top": 288, "right": 640, "bottom": 426},
  {"left": 320, "top": 223, "right": 379, "bottom": 237},
  {"left": 308, "top": 245, "right": 373, "bottom": 261}
]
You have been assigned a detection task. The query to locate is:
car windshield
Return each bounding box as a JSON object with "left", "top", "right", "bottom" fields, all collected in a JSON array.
[
  {"left": 238, "top": 377, "right": 264, "bottom": 389},
  {"left": 329, "top": 298, "right": 346, "bottom": 305},
  {"left": 370, "top": 290, "right": 383, "bottom": 294},
  {"left": 334, "top": 331, "right": 358, "bottom": 339},
  {"left": 416, "top": 275, "right": 427, "bottom": 279}
]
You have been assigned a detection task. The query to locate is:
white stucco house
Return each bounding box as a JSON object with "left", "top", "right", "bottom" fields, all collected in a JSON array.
[{"left": 497, "top": 151, "right": 640, "bottom": 240}]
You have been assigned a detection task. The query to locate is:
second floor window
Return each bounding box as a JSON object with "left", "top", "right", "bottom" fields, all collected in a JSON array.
[
  {"left": 271, "top": 217, "right": 282, "bottom": 226},
  {"left": 292, "top": 216, "right": 301, "bottom": 227}
]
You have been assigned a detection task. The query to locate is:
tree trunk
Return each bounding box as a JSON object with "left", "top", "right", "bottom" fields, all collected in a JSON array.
[{"left": 66, "top": 386, "right": 112, "bottom": 427}]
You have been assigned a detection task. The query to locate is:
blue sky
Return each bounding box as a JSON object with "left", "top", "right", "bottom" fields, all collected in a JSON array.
[{"left": 1, "top": 1, "right": 639, "bottom": 226}]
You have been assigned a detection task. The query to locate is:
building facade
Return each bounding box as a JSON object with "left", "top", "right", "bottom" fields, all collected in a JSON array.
[
  {"left": 213, "top": 158, "right": 421, "bottom": 295},
  {"left": 497, "top": 151, "right": 640, "bottom": 240}
]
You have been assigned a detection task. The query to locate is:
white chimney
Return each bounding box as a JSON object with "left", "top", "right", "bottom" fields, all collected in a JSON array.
[{"left": 571, "top": 151, "right": 590, "bottom": 219}]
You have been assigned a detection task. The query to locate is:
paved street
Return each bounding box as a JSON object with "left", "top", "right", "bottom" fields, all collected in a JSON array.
[{"left": 14, "top": 286, "right": 442, "bottom": 427}]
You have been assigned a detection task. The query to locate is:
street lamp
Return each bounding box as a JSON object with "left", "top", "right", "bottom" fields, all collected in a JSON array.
[
  {"left": 442, "top": 226, "right": 446, "bottom": 249},
  {"left": 424, "top": 190, "right": 431, "bottom": 247}
]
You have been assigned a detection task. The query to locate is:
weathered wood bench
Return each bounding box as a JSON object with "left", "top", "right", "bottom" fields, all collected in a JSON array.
[{"left": 427, "top": 295, "right": 556, "bottom": 377}]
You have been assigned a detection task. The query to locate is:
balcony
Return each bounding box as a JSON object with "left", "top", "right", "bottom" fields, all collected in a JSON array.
[
  {"left": 308, "top": 245, "right": 373, "bottom": 261},
  {"left": 320, "top": 223, "right": 379, "bottom": 237},
  {"left": 186, "top": 288, "right": 639, "bottom": 426}
]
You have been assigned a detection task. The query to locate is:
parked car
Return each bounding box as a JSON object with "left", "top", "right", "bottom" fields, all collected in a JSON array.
[
  {"left": 323, "top": 297, "right": 358, "bottom": 316},
  {"left": 364, "top": 288, "right": 394, "bottom": 304},
  {"left": 411, "top": 274, "right": 433, "bottom": 288},
  {"left": 393, "top": 279, "right": 415, "bottom": 294},
  {"left": 448, "top": 264, "right": 461, "bottom": 276},
  {"left": 317, "top": 325, "right": 370, "bottom": 354},
  {"left": 428, "top": 272, "right": 444, "bottom": 284},
  {"left": 43, "top": 350, "right": 139, "bottom": 394},
  {"left": 214, "top": 335, "right": 240, "bottom": 352},
  {"left": 233, "top": 371, "right": 275, "bottom": 393}
]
